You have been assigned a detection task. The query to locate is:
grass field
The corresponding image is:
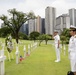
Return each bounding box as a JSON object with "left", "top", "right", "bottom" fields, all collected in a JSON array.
[{"left": 0, "top": 38, "right": 70, "bottom": 75}]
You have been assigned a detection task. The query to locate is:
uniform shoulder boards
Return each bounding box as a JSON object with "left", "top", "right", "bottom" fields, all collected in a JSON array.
[{"left": 75, "top": 36, "right": 76, "bottom": 38}]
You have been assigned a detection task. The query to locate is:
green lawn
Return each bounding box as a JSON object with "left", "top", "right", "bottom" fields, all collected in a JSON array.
[{"left": 0, "top": 38, "right": 70, "bottom": 75}]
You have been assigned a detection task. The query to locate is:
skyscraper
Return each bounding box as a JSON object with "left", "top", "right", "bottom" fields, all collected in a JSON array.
[
  {"left": 69, "top": 8, "right": 76, "bottom": 26},
  {"left": 28, "top": 19, "right": 36, "bottom": 34},
  {"left": 36, "top": 15, "right": 41, "bottom": 33},
  {"left": 19, "top": 23, "right": 28, "bottom": 35},
  {"left": 41, "top": 18, "right": 45, "bottom": 34},
  {"left": 45, "top": 6, "right": 56, "bottom": 35},
  {"left": 19, "top": 24, "right": 25, "bottom": 33},
  {"left": 55, "top": 14, "right": 70, "bottom": 34}
]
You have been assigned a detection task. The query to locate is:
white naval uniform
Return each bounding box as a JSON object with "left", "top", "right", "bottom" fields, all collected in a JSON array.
[
  {"left": 54, "top": 34, "right": 60, "bottom": 61},
  {"left": 68, "top": 35, "right": 76, "bottom": 72}
]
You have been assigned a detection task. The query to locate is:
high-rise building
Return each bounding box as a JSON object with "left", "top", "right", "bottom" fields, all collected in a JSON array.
[
  {"left": 28, "top": 17, "right": 42, "bottom": 34},
  {"left": 20, "top": 24, "right": 25, "bottom": 33},
  {"left": 41, "top": 18, "right": 45, "bottom": 34},
  {"left": 24, "top": 24, "right": 28, "bottom": 35},
  {"left": 55, "top": 14, "right": 70, "bottom": 34},
  {"left": 19, "top": 23, "right": 28, "bottom": 35},
  {"left": 28, "top": 19, "right": 36, "bottom": 34},
  {"left": 69, "top": 8, "right": 76, "bottom": 26},
  {"left": 36, "top": 15, "right": 41, "bottom": 33},
  {"left": 45, "top": 6, "right": 56, "bottom": 35}
]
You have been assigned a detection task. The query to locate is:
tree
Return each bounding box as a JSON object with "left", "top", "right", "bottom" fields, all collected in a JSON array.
[
  {"left": 38, "top": 35, "right": 44, "bottom": 46},
  {"left": 43, "top": 34, "right": 51, "bottom": 45},
  {"left": 0, "top": 27, "right": 12, "bottom": 37},
  {"left": 60, "top": 35, "right": 66, "bottom": 46},
  {"left": 38, "top": 34, "right": 51, "bottom": 45},
  {"left": 30, "top": 31, "right": 40, "bottom": 42},
  {"left": 19, "top": 32, "right": 29, "bottom": 40},
  {"left": 61, "top": 28, "right": 70, "bottom": 44},
  {"left": 0, "top": 8, "right": 35, "bottom": 44}
]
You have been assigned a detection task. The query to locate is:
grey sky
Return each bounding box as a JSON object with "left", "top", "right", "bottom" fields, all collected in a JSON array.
[{"left": 0, "top": 0, "right": 76, "bottom": 21}]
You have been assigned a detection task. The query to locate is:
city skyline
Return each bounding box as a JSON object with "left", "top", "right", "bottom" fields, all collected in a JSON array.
[
  {"left": 20, "top": 7, "right": 76, "bottom": 35},
  {"left": 0, "top": 0, "right": 76, "bottom": 27},
  {"left": 0, "top": 0, "right": 76, "bottom": 18}
]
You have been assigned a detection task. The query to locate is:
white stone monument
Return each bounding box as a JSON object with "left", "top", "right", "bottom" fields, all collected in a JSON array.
[
  {"left": 64, "top": 44, "right": 66, "bottom": 55},
  {"left": 33, "top": 43, "right": 35, "bottom": 49},
  {"left": 60, "top": 44, "right": 62, "bottom": 52},
  {"left": 23, "top": 45, "right": 26, "bottom": 58},
  {"left": 28, "top": 45, "right": 30, "bottom": 55},
  {"left": 30, "top": 44, "right": 32, "bottom": 50},
  {"left": 0, "top": 46, "right": 6, "bottom": 75},
  {"left": 31, "top": 44, "right": 32, "bottom": 48},
  {"left": 35, "top": 42, "right": 37, "bottom": 48},
  {"left": 15, "top": 46, "right": 19, "bottom": 64}
]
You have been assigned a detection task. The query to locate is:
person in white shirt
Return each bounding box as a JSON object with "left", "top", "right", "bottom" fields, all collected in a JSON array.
[
  {"left": 68, "top": 25, "right": 76, "bottom": 75},
  {"left": 53, "top": 30, "right": 60, "bottom": 62}
]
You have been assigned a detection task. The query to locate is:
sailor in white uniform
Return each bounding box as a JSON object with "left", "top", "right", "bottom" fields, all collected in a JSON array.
[
  {"left": 53, "top": 30, "right": 60, "bottom": 62},
  {"left": 68, "top": 25, "right": 76, "bottom": 75}
]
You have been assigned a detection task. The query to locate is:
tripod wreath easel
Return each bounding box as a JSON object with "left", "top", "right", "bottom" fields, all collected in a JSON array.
[{"left": 5, "top": 34, "right": 14, "bottom": 61}]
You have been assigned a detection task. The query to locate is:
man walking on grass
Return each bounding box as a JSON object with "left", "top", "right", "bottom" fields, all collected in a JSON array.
[
  {"left": 68, "top": 25, "right": 76, "bottom": 75},
  {"left": 53, "top": 30, "right": 60, "bottom": 62}
]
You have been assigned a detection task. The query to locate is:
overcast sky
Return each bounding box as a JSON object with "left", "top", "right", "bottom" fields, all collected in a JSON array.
[{"left": 0, "top": 0, "right": 76, "bottom": 24}]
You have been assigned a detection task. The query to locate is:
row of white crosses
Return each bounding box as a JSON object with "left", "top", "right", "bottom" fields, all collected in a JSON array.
[
  {"left": 27, "top": 42, "right": 38, "bottom": 56},
  {"left": 0, "top": 44, "right": 6, "bottom": 75},
  {"left": 31, "top": 42, "right": 38, "bottom": 51},
  {"left": 51, "top": 42, "right": 66, "bottom": 55},
  {"left": 63, "top": 44, "right": 66, "bottom": 55},
  {"left": 60, "top": 44, "right": 66, "bottom": 55},
  {"left": 15, "top": 42, "right": 38, "bottom": 64}
]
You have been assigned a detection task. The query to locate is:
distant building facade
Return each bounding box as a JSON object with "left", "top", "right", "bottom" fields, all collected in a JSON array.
[
  {"left": 55, "top": 14, "right": 70, "bottom": 34},
  {"left": 69, "top": 8, "right": 76, "bottom": 26},
  {"left": 20, "top": 23, "right": 28, "bottom": 35},
  {"left": 36, "top": 15, "right": 42, "bottom": 33},
  {"left": 45, "top": 6, "right": 56, "bottom": 35},
  {"left": 28, "top": 19, "right": 36, "bottom": 34},
  {"left": 41, "top": 18, "right": 45, "bottom": 34}
]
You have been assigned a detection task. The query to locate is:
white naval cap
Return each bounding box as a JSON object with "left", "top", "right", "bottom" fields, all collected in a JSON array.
[
  {"left": 70, "top": 25, "right": 76, "bottom": 31},
  {"left": 70, "top": 25, "right": 76, "bottom": 29}
]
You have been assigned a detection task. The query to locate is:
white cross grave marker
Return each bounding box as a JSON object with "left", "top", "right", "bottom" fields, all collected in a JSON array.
[
  {"left": 0, "top": 46, "right": 6, "bottom": 75},
  {"left": 28, "top": 45, "right": 30, "bottom": 55},
  {"left": 23, "top": 45, "right": 26, "bottom": 58},
  {"left": 15, "top": 46, "right": 19, "bottom": 64},
  {"left": 64, "top": 44, "right": 66, "bottom": 55}
]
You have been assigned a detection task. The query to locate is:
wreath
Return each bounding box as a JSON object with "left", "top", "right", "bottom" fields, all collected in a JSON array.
[{"left": 5, "top": 35, "right": 13, "bottom": 53}]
